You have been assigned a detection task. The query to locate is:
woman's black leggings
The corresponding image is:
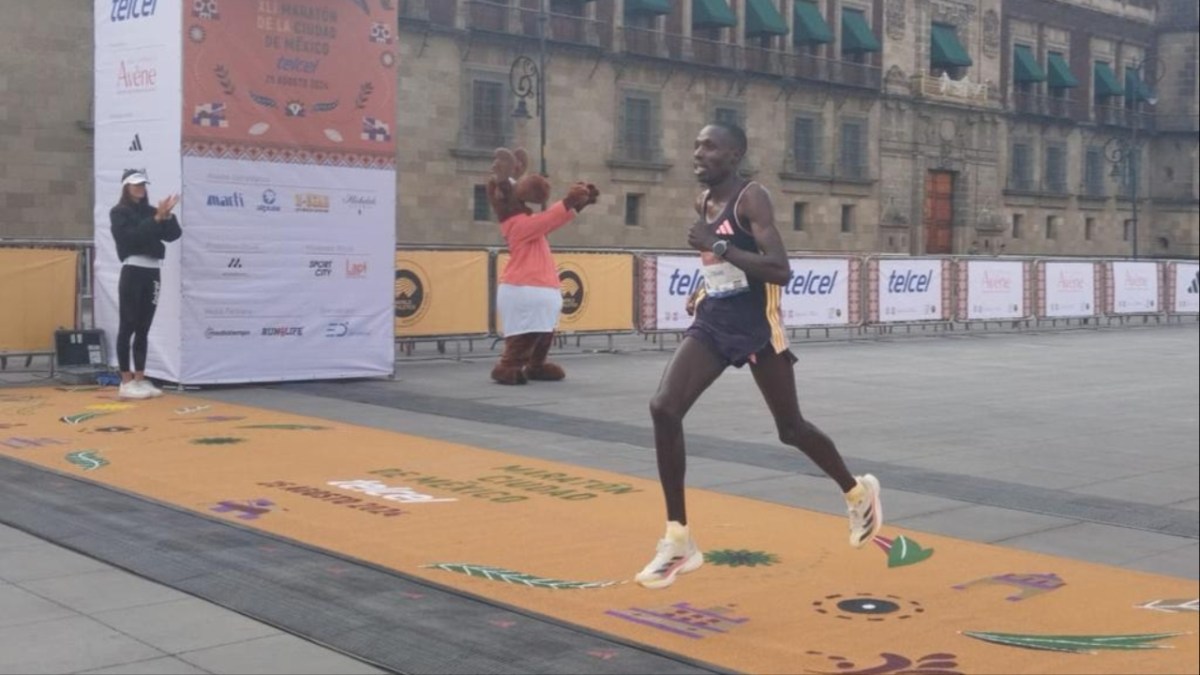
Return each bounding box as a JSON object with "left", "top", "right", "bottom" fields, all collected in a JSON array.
[{"left": 117, "top": 265, "right": 160, "bottom": 372}]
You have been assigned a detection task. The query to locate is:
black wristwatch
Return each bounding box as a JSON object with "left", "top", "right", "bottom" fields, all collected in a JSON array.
[{"left": 711, "top": 240, "right": 729, "bottom": 258}]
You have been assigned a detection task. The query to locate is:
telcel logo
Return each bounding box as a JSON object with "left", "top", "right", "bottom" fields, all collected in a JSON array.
[
  {"left": 785, "top": 270, "right": 838, "bottom": 296},
  {"left": 887, "top": 270, "right": 934, "bottom": 293},
  {"left": 111, "top": 0, "right": 158, "bottom": 22},
  {"left": 667, "top": 268, "right": 703, "bottom": 296}
]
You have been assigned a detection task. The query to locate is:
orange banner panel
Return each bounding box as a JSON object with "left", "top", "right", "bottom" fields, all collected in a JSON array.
[
  {"left": 395, "top": 250, "right": 490, "bottom": 337},
  {"left": 496, "top": 252, "right": 634, "bottom": 333},
  {"left": 0, "top": 248, "right": 77, "bottom": 351}
]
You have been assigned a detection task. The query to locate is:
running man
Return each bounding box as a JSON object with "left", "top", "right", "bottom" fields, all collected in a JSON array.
[{"left": 635, "top": 122, "right": 882, "bottom": 589}]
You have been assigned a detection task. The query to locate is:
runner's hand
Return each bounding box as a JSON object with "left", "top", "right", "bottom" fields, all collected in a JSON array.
[{"left": 687, "top": 218, "right": 718, "bottom": 252}]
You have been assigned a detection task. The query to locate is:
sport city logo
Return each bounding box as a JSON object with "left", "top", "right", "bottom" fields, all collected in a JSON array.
[
  {"left": 110, "top": 0, "right": 158, "bottom": 23},
  {"left": 558, "top": 263, "right": 587, "bottom": 322},
  {"left": 394, "top": 261, "right": 428, "bottom": 327},
  {"left": 257, "top": 189, "right": 282, "bottom": 213},
  {"left": 310, "top": 259, "right": 333, "bottom": 277}
]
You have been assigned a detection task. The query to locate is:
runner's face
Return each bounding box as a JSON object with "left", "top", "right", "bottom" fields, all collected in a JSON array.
[
  {"left": 128, "top": 183, "right": 147, "bottom": 201},
  {"left": 693, "top": 126, "right": 737, "bottom": 186}
]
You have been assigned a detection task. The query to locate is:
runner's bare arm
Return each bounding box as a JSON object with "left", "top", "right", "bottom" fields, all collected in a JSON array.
[{"left": 724, "top": 184, "right": 790, "bottom": 285}]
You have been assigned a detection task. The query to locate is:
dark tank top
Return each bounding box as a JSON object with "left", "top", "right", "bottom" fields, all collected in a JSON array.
[{"left": 691, "top": 182, "right": 788, "bottom": 356}]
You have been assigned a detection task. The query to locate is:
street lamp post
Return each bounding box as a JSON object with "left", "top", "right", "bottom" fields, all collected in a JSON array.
[
  {"left": 1103, "top": 57, "right": 1161, "bottom": 260},
  {"left": 509, "top": 1, "right": 549, "bottom": 176}
]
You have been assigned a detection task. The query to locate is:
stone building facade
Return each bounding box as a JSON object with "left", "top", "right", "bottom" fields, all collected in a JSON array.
[{"left": 1, "top": 0, "right": 1195, "bottom": 258}]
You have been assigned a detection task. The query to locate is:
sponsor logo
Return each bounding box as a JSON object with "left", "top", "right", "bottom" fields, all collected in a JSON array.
[
  {"left": 344, "top": 194, "right": 377, "bottom": 215},
  {"left": 558, "top": 263, "right": 587, "bottom": 320},
  {"left": 785, "top": 270, "right": 838, "bottom": 296},
  {"left": 328, "top": 479, "right": 457, "bottom": 504},
  {"left": 116, "top": 58, "right": 157, "bottom": 94},
  {"left": 128, "top": 134, "right": 143, "bottom": 151},
  {"left": 345, "top": 258, "right": 368, "bottom": 279},
  {"left": 887, "top": 270, "right": 934, "bottom": 293},
  {"left": 1187, "top": 271, "right": 1199, "bottom": 295},
  {"left": 262, "top": 326, "right": 304, "bottom": 337},
  {"left": 1123, "top": 270, "right": 1150, "bottom": 288},
  {"left": 667, "top": 268, "right": 703, "bottom": 296},
  {"left": 110, "top": 0, "right": 158, "bottom": 22},
  {"left": 207, "top": 192, "right": 245, "bottom": 208},
  {"left": 211, "top": 498, "right": 275, "bottom": 521},
  {"left": 294, "top": 192, "right": 330, "bottom": 213},
  {"left": 394, "top": 261, "right": 429, "bottom": 327},
  {"left": 310, "top": 259, "right": 333, "bottom": 277},
  {"left": 221, "top": 257, "right": 247, "bottom": 278},
  {"left": 204, "top": 328, "right": 251, "bottom": 338},
  {"left": 1056, "top": 271, "right": 1087, "bottom": 291},
  {"left": 982, "top": 270, "right": 1013, "bottom": 292},
  {"left": 324, "top": 322, "right": 372, "bottom": 338},
  {"left": 257, "top": 189, "right": 281, "bottom": 213}
]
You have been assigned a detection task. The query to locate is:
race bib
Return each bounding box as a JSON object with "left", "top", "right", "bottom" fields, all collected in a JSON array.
[{"left": 701, "top": 251, "right": 750, "bottom": 298}]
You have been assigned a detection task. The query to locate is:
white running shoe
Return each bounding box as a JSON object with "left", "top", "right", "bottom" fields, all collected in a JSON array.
[
  {"left": 635, "top": 521, "right": 703, "bottom": 589},
  {"left": 136, "top": 379, "right": 163, "bottom": 397},
  {"left": 848, "top": 474, "right": 883, "bottom": 548},
  {"left": 118, "top": 381, "right": 150, "bottom": 400}
]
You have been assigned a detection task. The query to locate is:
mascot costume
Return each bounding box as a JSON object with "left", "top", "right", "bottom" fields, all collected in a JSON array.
[{"left": 487, "top": 147, "right": 598, "bottom": 385}]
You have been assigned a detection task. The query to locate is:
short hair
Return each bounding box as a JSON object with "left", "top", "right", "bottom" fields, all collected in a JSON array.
[{"left": 709, "top": 121, "right": 747, "bottom": 157}]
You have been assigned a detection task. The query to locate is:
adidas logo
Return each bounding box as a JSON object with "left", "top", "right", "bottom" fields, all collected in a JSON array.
[
  {"left": 715, "top": 220, "right": 734, "bottom": 236},
  {"left": 128, "top": 134, "right": 143, "bottom": 151},
  {"left": 227, "top": 257, "right": 242, "bottom": 269},
  {"left": 1188, "top": 271, "right": 1199, "bottom": 295}
]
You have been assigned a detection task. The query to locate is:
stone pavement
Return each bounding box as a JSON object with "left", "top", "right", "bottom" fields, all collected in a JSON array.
[{"left": 2, "top": 323, "right": 1197, "bottom": 674}]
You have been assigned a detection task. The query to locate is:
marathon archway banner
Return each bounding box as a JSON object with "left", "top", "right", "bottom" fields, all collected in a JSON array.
[
  {"left": 495, "top": 252, "right": 635, "bottom": 333},
  {"left": 94, "top": 0, "right": 401, "bottom": 384},
  {"left": 395, "top": 250, "right": 490, "bottom": 337}
]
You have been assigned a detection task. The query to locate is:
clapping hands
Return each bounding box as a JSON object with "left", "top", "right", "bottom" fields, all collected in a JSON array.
[{"left": 155, "top": 194, "right": 179, "bottom": 221}]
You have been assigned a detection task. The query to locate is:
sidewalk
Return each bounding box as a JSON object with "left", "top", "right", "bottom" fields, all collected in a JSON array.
[{"left": 2, "top": 323, "right": 1197, "bottom": 673}]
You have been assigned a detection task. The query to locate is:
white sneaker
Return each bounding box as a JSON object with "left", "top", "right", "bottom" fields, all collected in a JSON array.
[
  {"left": 847, "top": 474, "right": 883, "bottom": 548},
  {"left": 118, "top": 381, "right": 150, "bottom": 400},
  {"left": 136, "top": 380, "right": 163, "bottom": 397},
  {"left": 635, "top": 522, "right": 703, "bottom": 589}
]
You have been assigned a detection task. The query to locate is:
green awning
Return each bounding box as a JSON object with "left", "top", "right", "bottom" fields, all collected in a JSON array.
[
  {"left": 1125, "top": 69, "right": 1153, "bottom": 102},
  {"left": 746, "top": 0, "right": 788, "bottom": 37},
  {"left": 693, "top": 0, "right": 737, "bottom": 28},
  {"left": 793, "top": 1, "right": 833, "bottom": 45},
  {"left": 1012, "top": 44, "right": 1046, "bottom": 82},
  {"left": 930, "top": 23, "right": 972, "bottom": 67},
  {"left": 841, "top": 8, "right": 880, "bottom": 53},
  {"left": 1046, "top": 52, "right": 1079, "bottom": 88},
  {"left": 1093, "top": 61, "right": 1122, "bottom": 97},
  {"left": 624, "top": 0, "right": 671, "bottom": 16}
]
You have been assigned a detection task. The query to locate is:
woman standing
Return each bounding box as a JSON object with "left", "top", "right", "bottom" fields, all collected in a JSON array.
[{"left": 110, "top": 169, "right": 181, "bottom": 400}]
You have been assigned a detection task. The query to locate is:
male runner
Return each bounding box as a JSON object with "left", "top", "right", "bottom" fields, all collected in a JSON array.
[{"left": 635, "top": 122, "right": 882, "bottom": 589}]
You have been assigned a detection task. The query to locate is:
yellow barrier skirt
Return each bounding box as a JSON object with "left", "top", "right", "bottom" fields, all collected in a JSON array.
[
  {"left": 496, "top": 252, "right": 634, "bottom": 333},
  {"left": 0, "top": 248, "right": 77, "bottom": 351},
  {"left": 395, "top": 250, "right": 490, "bottom": 337}
]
